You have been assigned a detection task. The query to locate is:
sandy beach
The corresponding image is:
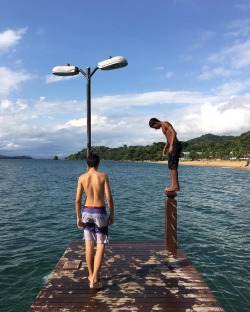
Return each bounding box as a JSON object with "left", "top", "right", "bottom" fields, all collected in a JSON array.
[{"left": 152, "top": 159, "right": 250, "bottom": 169}]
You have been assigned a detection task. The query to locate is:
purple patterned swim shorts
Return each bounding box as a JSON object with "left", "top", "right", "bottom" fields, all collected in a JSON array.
[{"left": 81, "top": 207, "right": 109, "bottom": 244}]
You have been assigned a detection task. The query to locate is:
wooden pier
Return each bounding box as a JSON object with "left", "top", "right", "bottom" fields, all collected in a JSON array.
[{"left": 29, "top": 240, "right": 224, "bottom": 312}]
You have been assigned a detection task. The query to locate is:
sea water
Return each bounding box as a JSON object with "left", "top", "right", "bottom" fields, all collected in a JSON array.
[{"left": 0, "top": 159, "right": 249, "bottom": 312}]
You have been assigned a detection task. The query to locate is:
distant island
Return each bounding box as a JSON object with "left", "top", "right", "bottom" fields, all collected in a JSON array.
[
  {"left": 0, "top": 155, "right": 32, "bottom": 159},
  {"left": 65, "top": 131, "right": 250, "bottom": 162}
]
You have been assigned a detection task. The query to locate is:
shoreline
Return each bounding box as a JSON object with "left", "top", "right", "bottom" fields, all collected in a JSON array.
[{"left": 148, "top": 159, "right": 250, "bottom": 169}]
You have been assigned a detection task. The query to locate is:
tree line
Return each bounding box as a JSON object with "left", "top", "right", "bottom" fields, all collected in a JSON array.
[{"left": 65, "top": 131, "right": 250, "bottom": 161}]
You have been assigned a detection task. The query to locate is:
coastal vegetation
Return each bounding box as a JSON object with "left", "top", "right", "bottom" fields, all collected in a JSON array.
[
  {"left": 0, "top": 155, "right": 32, "bottom": 159},
  {"left": 66, "top": 131, "right": 250, "bottom": 161}
]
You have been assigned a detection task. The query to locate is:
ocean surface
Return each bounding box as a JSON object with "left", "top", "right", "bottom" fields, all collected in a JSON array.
[{"left": 0, "top": 159, "right": 249, "bottom": 312}]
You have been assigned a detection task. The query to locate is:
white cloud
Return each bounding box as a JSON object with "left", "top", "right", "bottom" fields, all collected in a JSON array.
[
  {"left": 230, "top": 40, "right": 250, "bottom": 68},
  {"left": 208, "top": 39, "right": 250, "bottom": 69},
  {"left": 1, "top": 98, "right": 28, "bottom": 112},
  {"left": 226, "top": 19, "right": 250, "bottom": 38},
  {"left": 215, "top": 79, "right": 250, "bottom": 96},
  {"left": 45, "top": 74, "right": 78, "bottom": 84},
  {"left": 166, "top": 71, "right": 173, "bottom": 79},
  {"left": 196, "top": 35, "right": 250, "bottom": 83},
  {"left": 198, "top": 100, "right": 249, "bottom": 134},
  {"left": 155, "top": 66, "right": 164, "bottom": 71},
  {"left": 0, "top": 67, "right": 34, "bottom": 96},
  {"left": 154, "top": 68, "right": 173, "bottom": 79},
  {"left": 40, "top": 96, "right": 46, "bottom": 102},
  {"left": 172, "top": 98, "right": 250, "bottom": 141},
  {"left": 36, "top": 27, "right": 45, "bottom": 35},
  {"left": 198, "top": 66, "right": 231, "bottom": 80},
  {"left": 1, "top": 99, "right": 12, "bottom": 109},
  {"left": 60, "top": 118, "right": 86, "bottom": 129},
  {"left": 92, "top": 91, "right": 217, "bottom": 113},
  {"left": 234, "top": 4, "right": 250, "bottom": 10},
  {"left": 190, "top": 30, "right": 216, "bottom": 50},
  {"left": 58, "top": 115, "right": 108, "bottom": 130},
  {"left": 0, "top": 27, "right": 27, "bottom": 52},
  {"left": 0, "top": 88, "right": 249, "bottom": 158},
  {"left": 195, "top": 20, "right": 250, "bottom": 83}
]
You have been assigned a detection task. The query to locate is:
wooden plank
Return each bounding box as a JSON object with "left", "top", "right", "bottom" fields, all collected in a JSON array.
[{"left": 29, "top": 240, "right": 224, "bottom": 312}]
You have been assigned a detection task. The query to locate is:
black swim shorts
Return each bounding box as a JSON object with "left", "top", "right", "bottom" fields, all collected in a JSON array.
[{"left": 168, "top": 139, "right": 183, "bottom": 170}]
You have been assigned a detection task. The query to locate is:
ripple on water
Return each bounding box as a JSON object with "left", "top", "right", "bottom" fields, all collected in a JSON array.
[{"left": 0, "top": 160, "right": 249, "bottom": 312}]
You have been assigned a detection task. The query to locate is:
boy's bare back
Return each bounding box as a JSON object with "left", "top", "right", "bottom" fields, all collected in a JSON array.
[{"left": 77, "top": 170, "right": 111, "bottom": 207}]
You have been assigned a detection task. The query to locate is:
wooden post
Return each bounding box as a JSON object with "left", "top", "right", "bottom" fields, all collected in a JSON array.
[{"left": 165, "top": 191, "right": 177, "bottom": 257}]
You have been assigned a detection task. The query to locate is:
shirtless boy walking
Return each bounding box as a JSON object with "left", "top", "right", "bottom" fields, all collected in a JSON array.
[
  {"left": 75, "top": 154, "right": 114, "bottom": 289},
  {"left": 149, "top": 118, "right": 183, "bottom": 192}
]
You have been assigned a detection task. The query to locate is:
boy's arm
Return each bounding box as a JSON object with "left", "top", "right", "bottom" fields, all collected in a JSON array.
[
  {"left": 165, "top": 122, "right": 176, "bottom": 154},
  {"left": 163, "top": 142, "right": 169, "bottom": 156},
  {"left": 104, "top": 175, "right": 114, "bottom": 224},
  {"left": 75, "top": 178, "right": 84, "bottom": 228}
]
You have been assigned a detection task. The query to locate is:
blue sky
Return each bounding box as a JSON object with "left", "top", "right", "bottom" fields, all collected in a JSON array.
[{"left": 1, "top": 0, "right": 250, "bottom": 158}]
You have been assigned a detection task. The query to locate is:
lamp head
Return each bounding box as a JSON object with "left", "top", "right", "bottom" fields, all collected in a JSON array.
[
  {"left": 52, "top": 65, "right": 79, "bottom": 76},
  {"left": 97, "top": 56, "right": 128, "bottom": 70}
]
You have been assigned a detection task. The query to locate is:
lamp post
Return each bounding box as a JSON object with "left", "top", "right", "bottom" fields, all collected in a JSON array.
[{"left": 52, "top": 56, "right": 128, "bottom": 157}]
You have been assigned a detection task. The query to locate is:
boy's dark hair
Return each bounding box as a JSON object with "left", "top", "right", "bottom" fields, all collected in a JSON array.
[
  {"left": 87, "top": 153, "right": 100, "bottom": 168},
  {"left": 149, "top": 118, "right": 160, "bottom": 127}
]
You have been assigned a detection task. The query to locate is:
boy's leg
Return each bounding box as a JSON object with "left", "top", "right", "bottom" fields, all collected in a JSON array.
[
  {"left": 166, "top": 146, "right": 181, "bottom": 191},
  {"left": 89, "top": 243, "right": 105, "bottom": 289},
  {"left": 165, "top": 169, "right": 174, "bottom": 190},
  {"left": 165, "top": 169, "right": 180, "bottom": 192},
  {"left": 172, "top": 169, "right": 180, "bottom": 190},
  {"left": 85, "top": 240, "right": 95, "bottom": 281},
  {"left": 170, "top": 169, "right": 173, "bottom": 186}
]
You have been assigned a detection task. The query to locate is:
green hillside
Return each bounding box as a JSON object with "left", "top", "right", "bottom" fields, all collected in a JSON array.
[
  {"left": 65, "top": 131, "right": 250, "bottom": 161},
  {"left": 0, "top": 155, "right": 32, "bottom": 159}
]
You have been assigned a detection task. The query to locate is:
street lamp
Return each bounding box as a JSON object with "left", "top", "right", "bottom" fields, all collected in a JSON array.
[{"left": 52, "top": 56, "right": 128, "bottom": 157}]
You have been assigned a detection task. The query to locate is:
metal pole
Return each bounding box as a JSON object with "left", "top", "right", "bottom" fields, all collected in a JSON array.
[{"left": 86, "top": 67, "right": 91, "bottom": 157}]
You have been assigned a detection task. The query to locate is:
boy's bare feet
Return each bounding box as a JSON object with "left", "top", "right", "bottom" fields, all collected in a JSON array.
[
  {"left": 90, "top": 281, "right": 103, "bottom": 289},
  {"left": 165, "top": 185, "right": 180, "bottom": 192}
]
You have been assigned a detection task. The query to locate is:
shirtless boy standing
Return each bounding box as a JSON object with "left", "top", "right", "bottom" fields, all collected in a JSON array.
[
  {"left": 149, "top": 118, "right": 183, "bottom": 192},
  {"left": 75, "top": 154, "right": 114, "bottom": 289}
]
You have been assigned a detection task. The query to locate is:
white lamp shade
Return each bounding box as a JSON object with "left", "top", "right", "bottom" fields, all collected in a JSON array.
[
  {"left": 97, "top": 56, "right": 128, "bottom": 70},
  {"left": 52, "top": 66, "right": 79, "bottom": 76}
]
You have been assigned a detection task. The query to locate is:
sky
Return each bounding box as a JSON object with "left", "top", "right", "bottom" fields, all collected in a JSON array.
[{"left": 0, "top": 0, "right": 250, "bottom": 158}]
